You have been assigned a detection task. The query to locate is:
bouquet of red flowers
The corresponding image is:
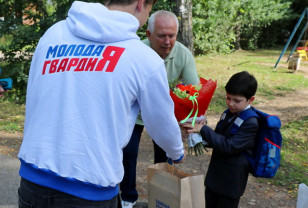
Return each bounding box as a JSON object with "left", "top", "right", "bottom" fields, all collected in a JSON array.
[
  {"left": 170, "top": 77, "right": 217, "bottom": 155},
  {"left": 170, "top": 77, "right": 217, "bottom": 124}
]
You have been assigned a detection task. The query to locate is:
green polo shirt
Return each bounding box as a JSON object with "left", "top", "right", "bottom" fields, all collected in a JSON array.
[{"left": 136, "top": 39, "right": 199, "bottom": 125}]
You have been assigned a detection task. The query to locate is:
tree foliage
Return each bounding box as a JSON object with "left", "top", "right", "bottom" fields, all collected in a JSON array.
[
  {"left": 193, "top": 0, "right": 237, "bottom": 54},
  {"left": 236, "top": 0, "right": 292, "bottom": 50},
  {"left": 193, "top": 0, "right": 291, "bottom": 54}
]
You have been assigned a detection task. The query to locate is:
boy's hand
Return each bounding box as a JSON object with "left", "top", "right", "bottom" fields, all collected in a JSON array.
[{"left": 181, "top": 123, "right": 204, "bottom": 134}]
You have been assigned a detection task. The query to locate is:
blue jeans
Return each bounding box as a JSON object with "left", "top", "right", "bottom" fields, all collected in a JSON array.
[
  {"left": 18, "top": 178, "right": 120, "bottom": 208},
  {"left": 120, "top": 124, "right": 144, "bottom": 203},
  {"left": 153, "top": 140, "right": 168, "bottom": 164}
]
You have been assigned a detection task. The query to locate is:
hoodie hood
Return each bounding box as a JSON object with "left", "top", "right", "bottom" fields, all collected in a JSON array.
[{"left": 66, "top": 1, "right": 140, "bottom": 43}]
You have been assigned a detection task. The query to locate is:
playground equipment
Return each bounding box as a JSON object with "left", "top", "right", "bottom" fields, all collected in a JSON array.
[
  {"left": 295, "top": 39, "right": 308, "bottom": 61},
  {"left": 274, "top": 8, "right": 308, "bottom": 70}
]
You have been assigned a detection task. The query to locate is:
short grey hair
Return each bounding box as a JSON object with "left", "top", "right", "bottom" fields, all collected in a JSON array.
[{"left": 147, "top": 10, "right": 179, "bottom": 33}]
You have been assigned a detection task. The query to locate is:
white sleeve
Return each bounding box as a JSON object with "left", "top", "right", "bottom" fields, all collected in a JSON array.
[{"left": 138, "top": 63, "right": 184, "bottom": 161}]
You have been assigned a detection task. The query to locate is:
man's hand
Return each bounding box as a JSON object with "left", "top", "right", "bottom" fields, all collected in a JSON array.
[{"left": 172, "top": 150, "right": 187, "bottom": 164}]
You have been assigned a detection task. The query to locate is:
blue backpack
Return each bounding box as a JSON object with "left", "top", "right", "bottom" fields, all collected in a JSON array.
[{"left": 221, "top": 107, "right": 282, "bottom": 178}]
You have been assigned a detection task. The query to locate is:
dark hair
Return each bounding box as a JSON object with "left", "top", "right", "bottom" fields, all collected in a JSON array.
[
  {"left": 225, "top": 71, "right": 258, "bottom": 100},
  {"left": 106, "top": 0, "right": 157, "bottom": 6}
]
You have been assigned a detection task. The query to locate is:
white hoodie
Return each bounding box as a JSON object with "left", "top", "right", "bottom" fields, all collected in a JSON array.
[{"left": 18, "top": 1, "right": 184, "bottom": 201}]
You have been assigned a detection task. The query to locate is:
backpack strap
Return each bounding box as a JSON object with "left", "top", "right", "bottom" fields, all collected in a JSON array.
[
  {"left": 230, "top": 108, "right": 259, "bottom": 135},
  {"left": 216, "top": 109, "right": 230, "bottom": 129},
  {"left": 219, "top": 109, "right": 229, "bottom": 121}
]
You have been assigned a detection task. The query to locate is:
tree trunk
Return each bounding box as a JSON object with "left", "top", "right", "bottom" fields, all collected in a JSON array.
[
  {"left": 234, "top": 25, "right": 242, "bottom": 50},
  {"left": 14, "top": 0, "right": 23, "bottom": 25},
  {"left": 174, "top": 0, "right": 194, "bottom": 55}
]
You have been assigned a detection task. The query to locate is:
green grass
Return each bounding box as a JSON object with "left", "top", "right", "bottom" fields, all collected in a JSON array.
[
  {"left": 0, "top": 100, "right": 25, "bottom": 133},
  {"left": 276, "top": 117, "right": 308, "bottom": 191}
]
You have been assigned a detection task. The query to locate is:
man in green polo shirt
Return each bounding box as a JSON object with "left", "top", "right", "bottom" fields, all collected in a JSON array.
[{"left": 120, "top": 10, "right": 199, "bottom": 208}]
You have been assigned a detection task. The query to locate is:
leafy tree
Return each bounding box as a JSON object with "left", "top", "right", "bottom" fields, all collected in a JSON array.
[
  {"left": 192, "top": 0, "right": 291, "bottom": 54},
  {"left": 236, "top": 0, "right": 292, "bottom": 50},
  {"left": 193, "top": 0, "right": 237, "bottom": 54}
]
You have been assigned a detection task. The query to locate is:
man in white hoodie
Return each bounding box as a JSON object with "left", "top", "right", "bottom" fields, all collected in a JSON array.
[{"left": 17, "top": 0, "right": 185, "bottom": 207}]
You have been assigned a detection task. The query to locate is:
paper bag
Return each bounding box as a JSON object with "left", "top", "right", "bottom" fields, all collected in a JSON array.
[{"left": 147, "top": 163, "right": 205, "bottom": 208}]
